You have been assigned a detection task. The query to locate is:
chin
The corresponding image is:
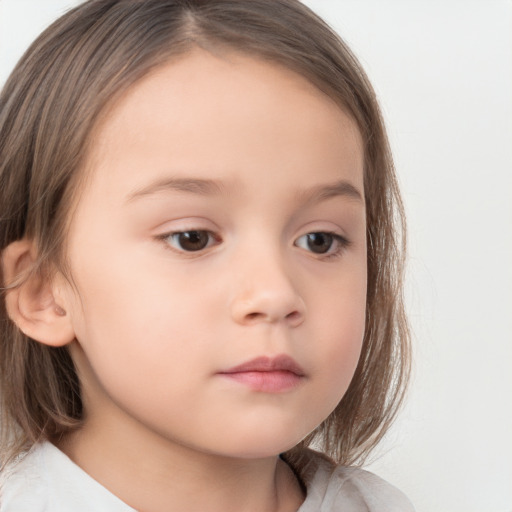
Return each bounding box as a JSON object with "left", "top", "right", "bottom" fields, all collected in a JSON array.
[{"left": 209, "top": 428, "right": 308, "bottom": 460}]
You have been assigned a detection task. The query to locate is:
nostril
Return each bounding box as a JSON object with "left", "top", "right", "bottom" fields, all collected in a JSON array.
[
  {"left": 244, "top": 310, "right": 302, "bottom": 324},
  {"left": 246, "top": 312, "right": 262, "bottom": 321}
]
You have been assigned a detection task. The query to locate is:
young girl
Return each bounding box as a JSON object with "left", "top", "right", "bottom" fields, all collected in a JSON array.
[{"left": 0, "top": 0, "right": 412, "bottom": 510}]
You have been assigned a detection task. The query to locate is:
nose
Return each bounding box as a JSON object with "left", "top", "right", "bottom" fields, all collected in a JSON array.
[{"left": 229, "top": 252, "right": 306, "bottom": 328}]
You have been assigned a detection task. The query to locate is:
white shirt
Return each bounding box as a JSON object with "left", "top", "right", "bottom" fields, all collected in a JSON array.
[{"left": 0, "top": 442, "right": 414, "bottom": 511}]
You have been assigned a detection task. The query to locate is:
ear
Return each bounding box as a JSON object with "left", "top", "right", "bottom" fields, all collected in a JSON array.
[{"left": 2, "top": 239, "right": 75, "bottom": 347}]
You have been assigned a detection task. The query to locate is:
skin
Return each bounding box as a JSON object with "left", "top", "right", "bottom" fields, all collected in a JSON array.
[{"left": 31, "top": 49, "right": 367, "bottom": 511}]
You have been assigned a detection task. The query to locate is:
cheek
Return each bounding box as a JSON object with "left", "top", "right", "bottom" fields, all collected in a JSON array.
[
  {"left": 315, "top": 303, "right": 365, "bottom": 394},
  {"left": 66, "top": 268, "right": 215, "bottom": 439},
  {"left": 65, "top": 248, "right": 224, "bottom": 389},
  {"left": 70, "top": 269, "right": 204, "bottom": 360},
  {"left": 307, "top": 264, "right": 367, "bottom": 408}
]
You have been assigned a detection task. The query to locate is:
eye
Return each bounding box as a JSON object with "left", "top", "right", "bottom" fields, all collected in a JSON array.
[
  {"left": 295, "top": 232, "right": 349, "bottom": 257},
  {"left": 163, "top": 230, "right": 219, "bottom": 252}
]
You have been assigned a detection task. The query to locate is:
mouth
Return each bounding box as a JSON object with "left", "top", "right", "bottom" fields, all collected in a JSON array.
[{"left": 217, "top": 355, "right": 306, "bottom": 393}]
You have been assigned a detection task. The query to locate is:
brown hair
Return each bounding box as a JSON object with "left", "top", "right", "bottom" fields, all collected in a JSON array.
[{"left": 0, "top": 0, "right": 410, "bottom": 469}]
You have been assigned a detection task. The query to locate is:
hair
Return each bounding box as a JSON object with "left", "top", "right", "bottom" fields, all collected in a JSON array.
[{"left": 0, "top": 0, "right": 410, "bottom": 471}]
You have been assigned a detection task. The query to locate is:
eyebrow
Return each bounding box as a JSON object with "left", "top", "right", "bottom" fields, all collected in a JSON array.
[
  {"left": 126, "top": 177, "right": 224, "bottom": 203},
  {"left": 296, "top": 179, "right": 364, "bottom": 205},
  {"left": 125, "top": 176, "right": 363, "bottom": 204}
]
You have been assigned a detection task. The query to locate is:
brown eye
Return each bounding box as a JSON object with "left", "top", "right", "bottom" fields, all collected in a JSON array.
[
  {"left": 167, "top": 230, "right": 214, "bottom": 252},
  {"left": 304, "top": 232, "right": 334, "bottom": 254},
  {"left": 295, "top": 231, "right": 348, "bottom": 256}
]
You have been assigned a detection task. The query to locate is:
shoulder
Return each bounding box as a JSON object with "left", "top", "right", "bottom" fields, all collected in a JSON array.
[
  {"left": 1, "top": 444, "right": 48, "bottom": 511},
  {"left": 298, "top": 449, "right": 415, "bottom": 512},
  {"left": 0, "top": 441, "right": 135, "bottom": 512}
]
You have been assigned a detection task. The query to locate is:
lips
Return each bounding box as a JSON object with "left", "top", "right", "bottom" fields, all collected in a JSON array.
[{"left": 218, "top": 355, "right": 305, "bottom": 393}]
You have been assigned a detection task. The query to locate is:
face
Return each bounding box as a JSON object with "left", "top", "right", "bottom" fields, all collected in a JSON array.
[{"left": 59, "top": 49, "right": 367, "bottom": 459}]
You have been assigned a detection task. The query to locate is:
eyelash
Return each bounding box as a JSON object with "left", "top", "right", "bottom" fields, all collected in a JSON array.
[
  {"left": 155, "top": 230, "right": 221, "bottom": 257},
  {"left": 156, "top": 229, "right": 351, "bottom": 260},
  {"left": 295, "top": 232, "right": 351, "bottom": 260}
]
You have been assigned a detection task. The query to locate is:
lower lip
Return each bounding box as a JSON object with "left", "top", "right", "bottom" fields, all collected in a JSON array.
[{"left": 219, "top": 371, "right": 303, "bottom": 393}]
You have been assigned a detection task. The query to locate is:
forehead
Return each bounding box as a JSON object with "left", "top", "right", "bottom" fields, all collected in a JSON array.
[{"left": 84, "top": 48, "right": 364, "bottom": 201}]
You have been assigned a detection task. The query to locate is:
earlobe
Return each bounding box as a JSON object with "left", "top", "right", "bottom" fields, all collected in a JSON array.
[{"left": 2, "top": 239, "right": 75, "bottom": 347}]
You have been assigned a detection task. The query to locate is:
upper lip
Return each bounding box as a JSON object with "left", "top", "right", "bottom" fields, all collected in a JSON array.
[{"left": 219, "top": 355, "right": 306, "bottom": 377}]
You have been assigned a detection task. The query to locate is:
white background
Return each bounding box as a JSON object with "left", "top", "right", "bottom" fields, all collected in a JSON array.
[{"left": 1, "top": 1, "right": 511, "bottom": 511}]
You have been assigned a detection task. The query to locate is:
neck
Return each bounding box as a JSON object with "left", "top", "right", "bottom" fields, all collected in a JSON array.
[{"left": 58, "top": 410, "right": 305, "bottom": 512}]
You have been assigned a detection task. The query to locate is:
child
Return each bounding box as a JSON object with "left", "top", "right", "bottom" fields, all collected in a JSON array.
[{"left": 0, "top": 0, "right": 412, "bottom": 510}]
